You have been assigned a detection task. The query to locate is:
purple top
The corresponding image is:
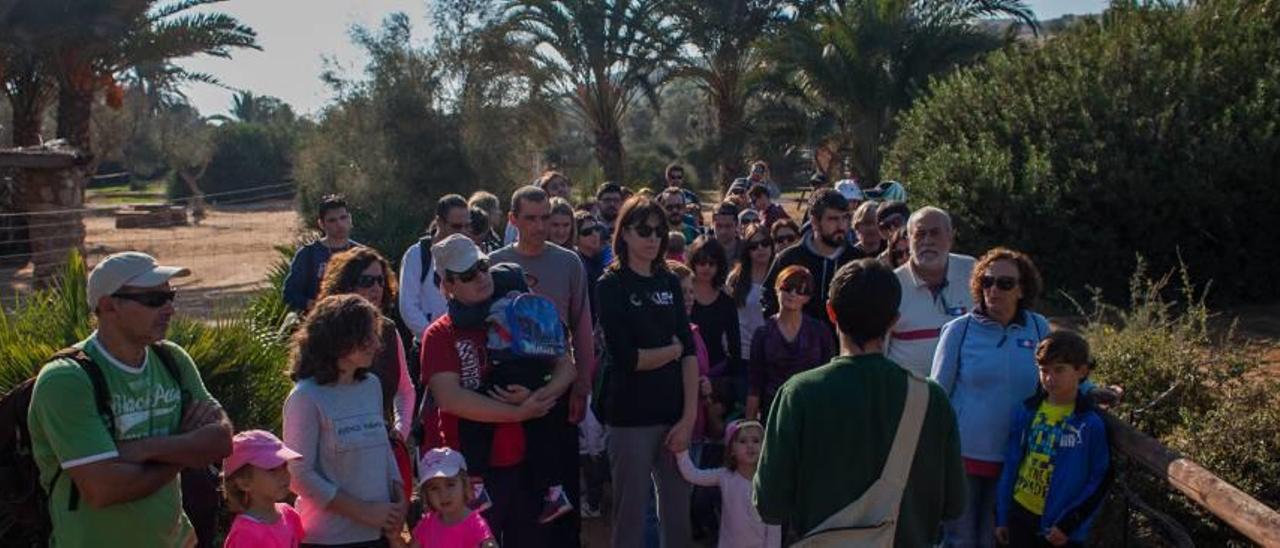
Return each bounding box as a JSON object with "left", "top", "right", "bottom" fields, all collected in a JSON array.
[{"left": 748, "top": 314, "right": 835, "bottom": 412}]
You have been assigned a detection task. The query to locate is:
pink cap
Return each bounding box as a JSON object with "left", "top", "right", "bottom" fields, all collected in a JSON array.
[
  {"left": 724, "top": 419, "right": 764, "bottom": 446},
  {"left": 223, "top": 430, "right": 302, "bottom": 476},
  {"left": 418, "top": 447, "right": 468, "bottom": 487}
]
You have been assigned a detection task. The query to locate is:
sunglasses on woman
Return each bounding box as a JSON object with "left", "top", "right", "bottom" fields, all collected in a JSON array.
[
  {"left": 980, "top": 275, "right": 1019, "bottom": 291},
  {"left": 578, "top": 224, "right": 603, "bottom": 237},
  {"left": 448, "top": 259, "right": 490, "bottom": 283},
  {"left": 746, "top": 239, "right": 773, "bottom": 252},
  {"left": 774, "top": 234, "right": 798, "bottom": 246},
  {"left": 112, "top": 288, "right": 178, "bottom": 308},
  {"left": 356, "top": 274, "right": 385, "bottom": 289},
  {"left": 780, "top": 284, "right": 811, "bottom": 296},
  {"left": 630, "top": 223, "right": 664, "bottom": 239}
]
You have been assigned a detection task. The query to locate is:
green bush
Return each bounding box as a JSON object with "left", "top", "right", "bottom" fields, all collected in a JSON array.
[
  {"left": 168, "top": 122, "right": 295, "bottom": 204},
  {"left": 1, "top": 251, "right": 292, "bottom": 432},
  {"left": 1078, "top": 261, "right": 1280, "bottom": 545},
  {"left": 884, "top": 0, "right": 1280, "bottom": 304}
]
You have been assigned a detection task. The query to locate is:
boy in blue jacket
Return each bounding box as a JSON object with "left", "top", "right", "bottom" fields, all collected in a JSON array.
[{"left": 996, "top": 331, "right": 1110, "bottom": 547}]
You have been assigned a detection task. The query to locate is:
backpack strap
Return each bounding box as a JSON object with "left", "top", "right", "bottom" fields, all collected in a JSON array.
[
  {"left": 418, "top": 237, "right": 434, "bottom": 285},
  {"left": 47, "top": 348, "right": 113, "bottom": 513}
]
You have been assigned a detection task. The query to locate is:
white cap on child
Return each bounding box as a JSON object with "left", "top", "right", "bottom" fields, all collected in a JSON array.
[{"left": 418, "top": 447, "right": 468, "bottom": 487}]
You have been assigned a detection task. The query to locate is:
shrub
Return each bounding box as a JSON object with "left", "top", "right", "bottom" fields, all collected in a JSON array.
[
  {"left": 168, "top": 122, "right": 295, "bottom": 204},
  {"left": 0, "top": 251, "right": 292, "bottom": 432},
  {"left": 1078, "top": 261, "right": 1280, "bottom": 545},
  {"left": 884, "top": 0, "right": 1280, "bottom": 304}
]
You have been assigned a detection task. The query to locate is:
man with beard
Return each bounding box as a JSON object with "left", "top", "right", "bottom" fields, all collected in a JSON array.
[
  {"left": 595, "top": 182, "right": 624, "bottom": 240},
  {"left": 660, "top": 187, "right": 702, "bottom": 244},
  {"left": 885, "top": 206, "right": 975, "bottom": 377},
  {"left": 761, "top": 189, "right": 854, "bottom": 332}
]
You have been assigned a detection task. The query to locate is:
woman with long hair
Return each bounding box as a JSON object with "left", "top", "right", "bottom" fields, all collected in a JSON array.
[
  {"left": 686, "top": 237, "right": 741, "bottom": 383},
  {"left": 595, "top": 196, "right": 698, "bottom": 548},
  {"left": 726, "top": 223, "right": 774, "bottom": 363},
  {"left": 744, "top": 265, "right": 834, "bottom": 422},
  {"left": 284, "top": 294, "right": 406, "bottom": 547}
]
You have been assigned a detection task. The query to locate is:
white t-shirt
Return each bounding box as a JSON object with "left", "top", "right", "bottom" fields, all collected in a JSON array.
[{"left": 886, "top": 254, "right": 976, "bottom": 377}]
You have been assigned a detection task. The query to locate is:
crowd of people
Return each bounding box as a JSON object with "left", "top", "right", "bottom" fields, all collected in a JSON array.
[{"left": 23, "top": 161, "right": 1118, "bottom": 548}]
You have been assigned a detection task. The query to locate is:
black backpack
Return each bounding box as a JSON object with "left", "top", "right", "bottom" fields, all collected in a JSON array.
[{"left": 0, "top": 343, "right": 214, "bottom": 547}]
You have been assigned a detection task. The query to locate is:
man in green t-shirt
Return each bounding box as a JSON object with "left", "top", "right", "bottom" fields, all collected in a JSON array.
[
  {"left": 27, "top": 251, "right": 233, "bottom": 547},
  {"left": 754, "top": 258, "right": 966, "bottom": 546}
]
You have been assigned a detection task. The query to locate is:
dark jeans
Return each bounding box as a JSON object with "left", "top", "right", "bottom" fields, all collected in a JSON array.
[
  {"left": 485, "top": 464, "right": 550, "bottom": 548},
  {"left": 1006, "top": 502, "right": 1083, "bottom": 548},
  {"left": 546, "top": 419, "right": 581, "bottom": 546},
  {"left": 581, "top": 452, "right": 608, "bottom": 509},
  {"left": 458, "top": 359, "right": 565, "bottom": 490}
]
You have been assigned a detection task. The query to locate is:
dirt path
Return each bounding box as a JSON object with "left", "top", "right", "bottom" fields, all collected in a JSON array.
[{"left": 1, "top": 200, "right": 301, "bottom": 318}]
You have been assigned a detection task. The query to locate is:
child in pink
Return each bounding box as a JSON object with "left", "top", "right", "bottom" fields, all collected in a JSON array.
[
  {"left": 222, "top": 430, "right": 306, "bottom": 548},
  {"left": 410, "top": 448, "right": 497, "bottom": 548}
]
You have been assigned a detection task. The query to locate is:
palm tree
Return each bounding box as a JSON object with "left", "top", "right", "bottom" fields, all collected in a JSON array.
[
  {"left": 666, "top": 0, "right": 786, "bottom": 188},
  {"left": 505, "top": 0, "right": 676, "bottom": 182},
  {"left": 764, "top": 0, "right": 1037, "bottom": 182}
]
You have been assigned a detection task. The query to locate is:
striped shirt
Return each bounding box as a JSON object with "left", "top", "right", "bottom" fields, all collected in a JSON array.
[{"left": 886, "top": 254, "right": 976, "bottom": 377}]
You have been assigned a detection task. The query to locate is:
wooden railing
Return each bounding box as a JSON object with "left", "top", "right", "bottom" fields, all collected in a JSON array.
[{"left": 1105, "top": 413, "right": 1280, "bottom": 547}]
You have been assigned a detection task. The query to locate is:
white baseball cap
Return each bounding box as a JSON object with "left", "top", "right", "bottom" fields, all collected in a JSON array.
[
  {"left": 418, "top": 447, "right": 468, "bottom": 486},
  {"left": 87, "top": 252, "right": 190, "bottom": 308},
  {"left": 835, "top": 179, "right": 864, "bottom": 201},
  {"left": 431, "top": 233, "right": 487, "bottom": 274}
]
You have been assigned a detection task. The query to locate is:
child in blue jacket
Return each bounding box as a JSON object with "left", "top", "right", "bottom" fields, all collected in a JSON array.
[{"left": 996, "top": 331, "right": 1110, "bottom": 547}]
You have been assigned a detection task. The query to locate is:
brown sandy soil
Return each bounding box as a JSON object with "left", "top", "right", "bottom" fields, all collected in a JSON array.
[{"left": 0, "top": 200, "right": 302, "bottom": 319}]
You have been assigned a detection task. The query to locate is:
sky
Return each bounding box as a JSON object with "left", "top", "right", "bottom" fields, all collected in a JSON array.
[{"left": 179, "top": 0, "right": 1109, "bottom": 118}]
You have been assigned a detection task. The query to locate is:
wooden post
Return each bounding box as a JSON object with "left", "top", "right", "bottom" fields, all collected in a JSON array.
[{"left": 1104, "top": 413, "right": 1280, "bottom": 547}]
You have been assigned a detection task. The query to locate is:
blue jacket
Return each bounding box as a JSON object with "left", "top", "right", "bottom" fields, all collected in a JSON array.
[
  {"left": 282, "top": 240, "right": 360, "bottom": 312},
  {"left": 931, "top": 310, "right": 1051, "bottom": 462},
  {"left": 996, "top": 390, "right": 1111, "bottom": 543}
]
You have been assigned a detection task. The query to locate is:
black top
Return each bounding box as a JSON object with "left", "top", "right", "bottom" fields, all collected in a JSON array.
[
  {"left": 579, "top": 250, "right": 607, "bottom": 323},
  {"left": 761, "top": 233, "right": 856, "bottom": 331},
  {"left": 690, "top": 291, "right": 742, "bottom": 377},
  {"left": 595, "top": 266, "right": 697, "bottom": 427}
]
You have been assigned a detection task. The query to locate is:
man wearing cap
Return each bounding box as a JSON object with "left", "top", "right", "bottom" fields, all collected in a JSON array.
[
  {"left": 421, "top": 233, "right": 575, "bottom": 548},
  {"left": 748, "top": 183, "right": 791, "bottom": 231},
  {"left": 725, "top": 178, "right": 751, "bottom": 210},
  {"left": 490, "top": 185, "right": 596, "bottom": 546},
  {"left": 885, "top": 207, "right": 976, "bottom": 377},
  {"left": 27, "top": 251, "right": 233, "bottom": 548}
]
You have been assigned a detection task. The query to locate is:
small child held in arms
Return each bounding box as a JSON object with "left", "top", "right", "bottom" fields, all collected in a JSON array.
[
  {"left": 996, "top": 331, "right": 1111, "bottom": 547},
  {"left": 411, "top": 448, "right": 498, "bottom": 548},
  {"left": 675, "top": 419, "right": 781, "bottom": 548},
  {"left": 222, "top": 430, "right": 305, "bottom": 548}
]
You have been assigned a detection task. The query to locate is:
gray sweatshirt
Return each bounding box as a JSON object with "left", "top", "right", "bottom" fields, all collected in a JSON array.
[{"left": 283, "top": 376, "right": 401, "bottom": 545}]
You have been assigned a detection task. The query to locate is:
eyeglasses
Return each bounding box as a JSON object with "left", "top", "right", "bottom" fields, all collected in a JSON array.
[
  {"left": 752, "top": 167, "right": 766, "bottom": 174},
  {"left": 728, "top": 188, "right": 745, "bottom": 196},
  {"left": 448, "top": 258, "right": 490, "bottom": 283},
  {"left": 630, "top": 223, "right": 664, "bottom": 239},
  {"left": 746, "top": 239, "right": 772, "bottom": 252},
  {"left": 780, "top": 284, "right": 811, "bottom": 296},
  {"left": 774, "top": 234, "right": 798, "bottom": 246},
  {"left": 356, "top": 274, "right": 385, "bottom": 289},
  {"left": 879, "top": 215, "right": 905, "bottom": 231},
  {"left": 112, "top": 288, "right": 178, "bottom": 308},
  {"left": 980, "top": 275, "right": 1019, "bottom": 291},
  {"left": 578, "top": 225, "right": 603, "bottom": 237},
  {"left": 664, "top": 203, "right": 685, "bottom": 213},
  {"left": 669, "top": 174, "right": 684, "bottom": 181}
]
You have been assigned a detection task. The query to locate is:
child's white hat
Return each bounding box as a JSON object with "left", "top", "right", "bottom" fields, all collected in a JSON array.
[{"left": 418, "top": 447, "right": 467, "bottom": 487}]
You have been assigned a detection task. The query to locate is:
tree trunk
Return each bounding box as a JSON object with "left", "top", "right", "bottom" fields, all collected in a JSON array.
[
  {"left": 55, "top": 83, "right": 95, "bottom": 152},
  {"left": 5, "top": 61, "right": 53, "bottom": 147},
  {"left": 715, "top": 94, "right": 747, "bottom": 190},
  {"left": 594, "top": 126, "right": 625, "bottom": 184}
]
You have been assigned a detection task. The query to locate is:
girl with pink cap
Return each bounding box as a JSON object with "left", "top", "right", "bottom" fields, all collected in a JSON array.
[{"left": 222, "top": 429, "right": 305, "bottom": 548}]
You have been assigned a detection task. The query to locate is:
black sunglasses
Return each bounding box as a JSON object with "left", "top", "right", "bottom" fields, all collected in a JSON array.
[
  {"left": 578, "top": 224, "right": 603, "bottom": 237},
  {"left": 448, "top": 258, "right": 490, "bottom": 283},
  {"left": 780, "top": 284, "right": 811, "bottom": 296},
  {"left": 746, "top": 239, "right": 773, "bottom": 252},
  {"left": 980, "top": 275, "right": 1019, "bottom": 291},
  {"left": 630, "top": 223, "right": 664, "bottom": 239},
  {"left": 356, "top": 274, "right": 385, "bottom": 289},
  {"left": 112, "top": 288, "right": 178, "bottom": 308},
  {"left": 775, "top": 234, "right": 798, "bottom": 246}
]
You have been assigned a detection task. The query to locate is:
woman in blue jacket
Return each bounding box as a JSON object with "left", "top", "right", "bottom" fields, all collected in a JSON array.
[{"left": 931, "top": 247, "right": 1049, "bottom": 548}]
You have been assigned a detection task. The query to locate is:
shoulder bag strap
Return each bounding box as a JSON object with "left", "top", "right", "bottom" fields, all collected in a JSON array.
[{"left": 878, "top": 376, "right": 929, "bottom": 491}]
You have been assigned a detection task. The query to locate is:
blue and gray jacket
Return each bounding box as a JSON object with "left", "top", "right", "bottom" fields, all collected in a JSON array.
[
  {"left": 996, "top": 390, "right": 1112, "bottom": 543},
  {"left": 282, "top": 239, "right": 360, "bottom": 312},
  {"left": 931, "top": 309, "right": 1051, "bottom": 462}
]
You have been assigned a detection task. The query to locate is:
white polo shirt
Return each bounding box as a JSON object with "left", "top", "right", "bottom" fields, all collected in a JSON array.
[{"left": 886, "top": 254, "right": 976, "bottom": 377}]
